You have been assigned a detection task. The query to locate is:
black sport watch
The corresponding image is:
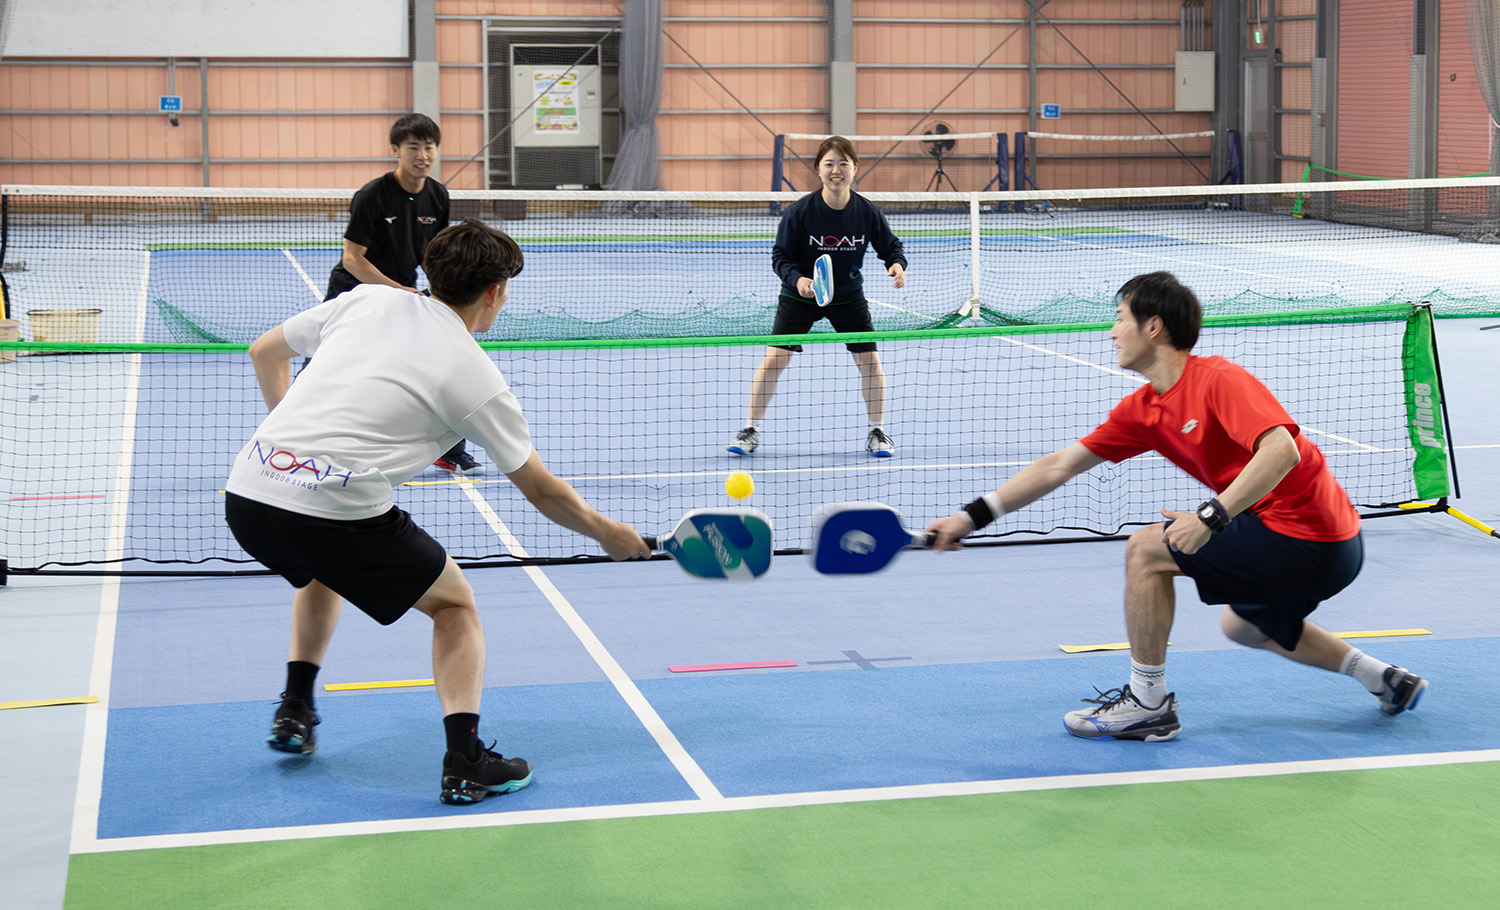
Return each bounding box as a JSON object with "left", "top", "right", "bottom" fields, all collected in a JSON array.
[{"left": 1196, "top": 498, "right": 1230, "bottom": 534}]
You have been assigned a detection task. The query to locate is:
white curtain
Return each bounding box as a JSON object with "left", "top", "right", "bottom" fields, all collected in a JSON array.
[
  {"left": 604, "top": 0, "right": 663, "bottom": 190},
  {"left": 1465, "top": 0, "right": 1500, "bottom": 174}
]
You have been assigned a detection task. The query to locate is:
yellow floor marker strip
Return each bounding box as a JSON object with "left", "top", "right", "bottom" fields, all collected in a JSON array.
[
  {"left": 1061, "top": 629, "right": 1429, "bottom": 653},
  {"left": 1334, "top": 629, "right": 1431, "bottom": 639},
  {"left": 1059, "top": 642, "right": 1169, "bottom": 654},
  {"left": 0, "top": 696, "right": 98, "bottom": 711},
  {"left": 324, "top": 678, "right": 435, "bottom": 692}
]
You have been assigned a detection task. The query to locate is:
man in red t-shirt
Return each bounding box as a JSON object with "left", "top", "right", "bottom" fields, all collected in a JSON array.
[{"left": 928, "top": 272, "right": 1427, "bottom": 742}]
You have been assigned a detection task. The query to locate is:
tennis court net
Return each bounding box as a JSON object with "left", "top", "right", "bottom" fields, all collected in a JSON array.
[
  {"left": 2, "top": 179, "right": 1499, "bottom": 350},
  {"left": 0, "top": 304, "right": 1453, "bottom": 576}
]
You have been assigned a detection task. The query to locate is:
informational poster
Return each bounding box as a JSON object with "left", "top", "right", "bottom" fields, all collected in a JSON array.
[{"left": 532, "top": 69, "right": 581, "bottom": 134}]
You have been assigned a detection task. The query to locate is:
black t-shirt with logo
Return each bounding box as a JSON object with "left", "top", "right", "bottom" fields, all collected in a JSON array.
[
  {"left": 326, "top": 172, "right": 451, "bottom": 299},
  {"left": 770, "top": 190, "right": 905, "bottom": 304}
]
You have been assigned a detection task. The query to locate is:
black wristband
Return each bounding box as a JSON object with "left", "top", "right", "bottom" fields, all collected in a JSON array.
[
  {"left": 963, "top": 497, "right": 997, "bottom": 530},
  {"left": 1196, "top": 498, "right": 1230, "bottom": 534}
]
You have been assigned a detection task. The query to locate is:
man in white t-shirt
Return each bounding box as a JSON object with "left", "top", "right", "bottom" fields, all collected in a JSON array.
[{"left": 225, "top": 219, "right": 649, "bottom": 805}]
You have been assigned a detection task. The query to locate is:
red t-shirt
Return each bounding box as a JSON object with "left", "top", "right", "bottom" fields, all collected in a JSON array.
[{"left": 1080, "top": 355, "right": 1360, "bottom": 542}]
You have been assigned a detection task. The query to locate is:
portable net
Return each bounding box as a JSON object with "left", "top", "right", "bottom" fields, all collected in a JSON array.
[
  {"left": 0, "top": 305, "right": 1453, "bottom": 576},
  {"left": 1021, "top": 130, "right": 1216, "bottom": 190}
]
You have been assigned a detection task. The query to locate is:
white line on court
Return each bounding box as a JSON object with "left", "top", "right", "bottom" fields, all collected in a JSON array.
[
  {"left": 995, "top": 334, "right": 1138, "bottom": 380},
  {"left": 70, "top": 250, "right": 151, "bottom": 853},
  {"left": 283, "top": 248, "right": 324, "bottom": 300},
  {"left": 454, "top": 481, "right": 724, "bottom": 801},
  {"left": 71, "top": 747, "right": 1500, "bottom": 854},
  {"left": 867, "top": 298, "right": 941, "bottom": 322}
]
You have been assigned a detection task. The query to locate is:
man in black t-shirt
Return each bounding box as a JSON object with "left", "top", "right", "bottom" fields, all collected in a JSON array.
[{"left": 326, "top": 113, "right": 481, "bottom": 475}]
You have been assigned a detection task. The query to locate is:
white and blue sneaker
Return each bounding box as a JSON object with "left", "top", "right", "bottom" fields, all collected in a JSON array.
[
  {"left": 866, "top": 427, "right": 895, "bottom": 458},
  {"left": 1377, "top": 666, "right": 1428, "bottom": 714},
  {"left": 1064, "top": 684, "right": 1180, "bottom": 742},
  {"left": 727, "top": 426, "right": 759, "bottom": 455}
]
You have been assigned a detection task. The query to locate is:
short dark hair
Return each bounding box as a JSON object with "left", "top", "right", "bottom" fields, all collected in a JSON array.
[
  {"left": 423, "top": 219, "right": 523, "bottom": 307},
  {"left": 1116, "top": 271, "right": 1201, "bottom": 351},
  {"left": 815, "top": 135, "right": 858, "bottom": 169},
  {"left": 391, "top": 113, "right": 441, "bottom": 148}
]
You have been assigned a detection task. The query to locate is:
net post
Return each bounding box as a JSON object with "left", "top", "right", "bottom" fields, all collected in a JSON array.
[
  {"left": 1401, "top": 302, "right": 1454, "bottom": 500},
  {"left": 1014, "top": 132, "right": 1029, "bottom": 193},
  {"left": 1420, "top": 301, "right": 1462, "bottom": 500},
  {"left": 1, "top": 193, "right": 9, "bottom": 319},
  {"left": 771, "top": 134, "right": 795, "bottom": 193},
  {"left": 968, "top": 195, "right": 982, "bottom": 323},
  {"left": 982, "top": 132, "right": 1009, "bottom": 193},
  {"left": 0, "top": 558, "right": 7, "bottom": 586},
  {"left": 770, "top": 134, "right": 793, "bottom": 214}
]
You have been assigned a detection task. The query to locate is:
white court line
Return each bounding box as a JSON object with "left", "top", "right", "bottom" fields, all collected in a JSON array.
[
  {"left": 70, "top": 251, "right": 151, "bottom": 853},
  {"left": 72, "top": 747, "right": 1500, "bottom": 854},
  {"left": 867, "top": 298, "right": 941, "bottom": 322},
  {"left": 1302, "top": 426, "right": 1381, "bottom": 451},
  {"left": 454, "top": 481, "right": 723, "bottom": 802},
  {"left": 283, "top": 248, "right": 324, "bottom": 300},
  {"left": 995, "top": 334, "right": 1138, "bottom": 380}
]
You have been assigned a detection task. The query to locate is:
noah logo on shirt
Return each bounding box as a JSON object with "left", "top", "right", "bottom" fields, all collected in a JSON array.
[
  {"left": 809, "top": 235, "right": 865, "bottom": 251},
  {"left": 248, "top": 441, "right": 353, "bottom": 487}
]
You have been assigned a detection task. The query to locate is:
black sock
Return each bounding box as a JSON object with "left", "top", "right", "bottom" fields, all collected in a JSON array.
[
  {"left": 285, "top": 661, "right": 320, "bottom": 704},
  {"left": 444, "top": 713, "right": 482, "bottom": 759}
]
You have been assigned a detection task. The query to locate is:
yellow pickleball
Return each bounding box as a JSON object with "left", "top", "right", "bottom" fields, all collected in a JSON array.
[{"left": 725, "top": 471, "right": 754, "bottom": 500}]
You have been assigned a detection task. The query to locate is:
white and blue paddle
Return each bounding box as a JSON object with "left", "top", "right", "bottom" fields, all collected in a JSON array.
[
  {"left": 642, "top": 507, "right": 774, "bottom": 580},
  {"left": 809, "top": 502, "right": 935, "bottom": 575},
  {"left": 811, "top": 253, "right": 834, "bottom": 306}
]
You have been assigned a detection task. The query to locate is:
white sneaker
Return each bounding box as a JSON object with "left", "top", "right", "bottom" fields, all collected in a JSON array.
[
  {"left": 727, "top": 426, "right": 759, "bottom": 455},
  {"left": 866, "top": 427, "right": 894, "bottom": 457},
  {"left": 1377, "top": 666, "right": 1428, "bottom": 715},
  {"left": 1064, "top": 684, "right": 1180, "bottom": 742}
]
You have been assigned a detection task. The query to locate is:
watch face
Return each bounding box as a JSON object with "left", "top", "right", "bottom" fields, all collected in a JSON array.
[{"left": 1198, "top": 505, "right": 1214, "bottom": 520}]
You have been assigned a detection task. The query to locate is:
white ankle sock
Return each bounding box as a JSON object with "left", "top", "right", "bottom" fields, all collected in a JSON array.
[
  {"left": 1129, "top": 660, "right": 1167, "bottom": 709},
  {"left": 1339, "top": 648, "right": 1391, "bottom": 694}
]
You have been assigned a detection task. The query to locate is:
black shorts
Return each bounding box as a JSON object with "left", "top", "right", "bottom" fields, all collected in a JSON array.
[
  {"left": 770, "top": 295, "right": 877, "bottom": 353},
  {"left": 224, "top": 492, "right": 447, "bottom": 626},
  {"left": 1169, "top": 511, "right": 1364, "bottom": 651}
]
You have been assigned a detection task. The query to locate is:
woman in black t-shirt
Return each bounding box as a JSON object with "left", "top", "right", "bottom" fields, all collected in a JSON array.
[{"left": 727, "top": 136, "right": 907, "bottom": 458}]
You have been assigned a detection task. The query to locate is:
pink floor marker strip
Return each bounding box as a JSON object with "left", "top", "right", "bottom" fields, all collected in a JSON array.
[{"left": 669, "top": 660, "right": 798, "bottom": 673}]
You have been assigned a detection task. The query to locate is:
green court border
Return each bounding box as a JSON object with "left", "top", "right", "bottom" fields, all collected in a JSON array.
[{"left": 64, "top": 760, "right": 1500, "bottom": 908}]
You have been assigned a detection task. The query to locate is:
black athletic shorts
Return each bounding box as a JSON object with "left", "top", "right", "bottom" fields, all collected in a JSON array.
[
  {"left": 1168, "top": 511, "right": 1364, "bottom": 651},
  {"left": 770, "top": 294, "right": 877, "bottom": 353},
  {"left": 224, "top": 492, "right": 447, "bottom": 626}
]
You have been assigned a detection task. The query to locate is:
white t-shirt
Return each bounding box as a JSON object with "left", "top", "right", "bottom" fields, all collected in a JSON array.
[{"left": 225, "top": 286, "right": 533, "bottom": 520}]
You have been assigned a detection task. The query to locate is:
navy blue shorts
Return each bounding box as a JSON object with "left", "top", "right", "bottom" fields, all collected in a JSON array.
[
  {"left": 770, "top": 295, "right": 877, "bottom": 353},
  {"left": 224, "top": 492, "right": 447, "bottom": 626},
  {"left": 1168, "top": 511, "right": 1364, "bottom": 650}
]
